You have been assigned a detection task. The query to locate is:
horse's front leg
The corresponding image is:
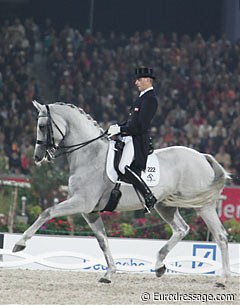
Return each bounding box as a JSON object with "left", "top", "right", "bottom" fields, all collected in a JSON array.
[
  {"left": 82, "top": 212, "right": 116, "bottom": 283},
  {"left": 13, "top": 197, "right": 82, "bottom": 252}
]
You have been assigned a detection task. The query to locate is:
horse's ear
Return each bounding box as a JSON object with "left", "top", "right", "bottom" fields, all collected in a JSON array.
[{"left": 32, "top": 100, "right": 43, "bottom": 112}]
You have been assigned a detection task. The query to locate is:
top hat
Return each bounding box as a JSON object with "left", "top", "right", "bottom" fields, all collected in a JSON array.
[{"left": 135, "top": 67, "right": 155, "bottom": 79}]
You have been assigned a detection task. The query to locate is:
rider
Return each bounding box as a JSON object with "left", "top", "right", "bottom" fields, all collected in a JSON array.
[{"left": 107, "top": 67, "right": 158, "bottom": 213}]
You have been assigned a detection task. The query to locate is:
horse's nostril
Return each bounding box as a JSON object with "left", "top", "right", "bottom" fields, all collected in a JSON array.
[{"left": 34, "top": 155, "right": 41, "bottom": 162}]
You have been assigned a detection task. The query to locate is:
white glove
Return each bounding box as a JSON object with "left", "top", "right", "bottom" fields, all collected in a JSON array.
[{"left": 108, "top": 124, "right": 121, "bottom": 138}]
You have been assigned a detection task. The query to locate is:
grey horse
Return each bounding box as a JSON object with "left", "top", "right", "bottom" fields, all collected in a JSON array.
[{"left": 13, "top": 101, "right": 231, "bottom": 284}]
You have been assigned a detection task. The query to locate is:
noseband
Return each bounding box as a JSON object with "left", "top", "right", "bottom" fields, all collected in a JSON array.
[{"left": 36, "top": 105, "right": 107, "bottom": 160}]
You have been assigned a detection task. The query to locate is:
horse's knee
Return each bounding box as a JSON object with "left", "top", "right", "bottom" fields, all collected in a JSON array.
[
  {"left": 40, "top": 208, "right": 52, "bottom": 219},
  {"left": 174, "top": 224, "right": 189, "bottom": 239}
]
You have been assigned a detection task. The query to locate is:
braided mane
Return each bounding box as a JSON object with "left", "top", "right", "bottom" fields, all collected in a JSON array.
[{"left": 54, "top": 102, "right": 105, "bottom": 134}]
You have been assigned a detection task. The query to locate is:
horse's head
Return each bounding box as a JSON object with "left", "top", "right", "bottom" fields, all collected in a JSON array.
[{"left": 33, "top": 100, "right": 66, "bottom": 164}]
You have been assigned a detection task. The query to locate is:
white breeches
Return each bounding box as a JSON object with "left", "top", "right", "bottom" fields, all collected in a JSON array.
[{"left": 118, "top": 136, "right": 134, "bottom": 174}]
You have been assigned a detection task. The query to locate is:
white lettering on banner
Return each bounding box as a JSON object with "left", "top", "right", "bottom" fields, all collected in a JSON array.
[
  {"left": 224, "top": 204, "right": 235, "bottom": 218},
  {"left": 219, "top": 187, "right": 240, "bottom": 221},
  {"left": 218, "top": 202, "right": 240, "bottom": 219},
  {"left": 0, "top": 177, "right": 31, "bottom": 188},
  {"left": 1, "top": 234, "right": 240, "bottom": 275}
]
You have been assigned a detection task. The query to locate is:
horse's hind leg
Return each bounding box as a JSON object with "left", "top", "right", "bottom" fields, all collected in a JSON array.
[
  {"left": 154, "top": 204, "right": 189, "bottom": 277},
  {"left": 82, "top": 212, "right": 116, "bottom": 283},
  {"left": 197, "top": 202, "right": 230, "bottom": 285}
]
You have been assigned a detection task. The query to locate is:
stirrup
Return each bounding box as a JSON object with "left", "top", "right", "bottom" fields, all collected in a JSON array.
[
  {"left": 143, "top": 194, "right": 157, "bottom": 214},
  {"left": 143, "top": 205, "right": 151, "bottom": 214}
]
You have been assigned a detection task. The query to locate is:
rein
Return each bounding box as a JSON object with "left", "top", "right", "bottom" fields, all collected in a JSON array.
[
  {"left": 56, "top": 130, "right": 108, "bottom": 158},
  {"left": 37, "top": 105, "right": 108, "bottom": 159}
]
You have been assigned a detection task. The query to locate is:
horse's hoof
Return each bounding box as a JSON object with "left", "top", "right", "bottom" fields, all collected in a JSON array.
[
  {"left": 12, "top": 244, "right": 26, "bottom": 253},
  {"left": 99, "top": 277, "right": 111, "bottom": 284},
  {"left": 215, "top": 282, "right": 226, "bottom": 288},
  {"left": 155, "top": 265, "right": 166, "bottom": 277}
]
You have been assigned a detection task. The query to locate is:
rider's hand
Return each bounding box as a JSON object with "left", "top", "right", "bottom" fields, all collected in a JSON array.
[{"left": 107, "top": 124, "right": 121, "bottom": 138}]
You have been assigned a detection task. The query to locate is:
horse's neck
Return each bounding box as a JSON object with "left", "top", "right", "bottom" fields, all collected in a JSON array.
[
  {"left": 67, "top": 140, "right": 108, "bottom": 177},
  {"left": 64, "top": 114, "right": 108, "bottom": 174},
  {"left": 61, "top": 108, "right": 101, "bottom": 146}
]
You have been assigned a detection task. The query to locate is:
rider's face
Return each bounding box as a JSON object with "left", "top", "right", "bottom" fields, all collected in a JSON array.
[{"left": 135, "top": 77, "right": 152, "bottom": 92}]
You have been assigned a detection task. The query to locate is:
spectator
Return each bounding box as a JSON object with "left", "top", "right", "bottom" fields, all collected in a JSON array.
[
  {"left": 198, "top": 119, "right": 212, "bottom": 138},
  {"left": 183, "top": 118, "right": 198, "bottom": 141},
  {"left": 0, "top": 18, "right": 240, "bottom": 184},
  {"left": 211, "top": 120, "right": 227, "bottom": 138},
  {"left": 215, "top": 145, "right": 232, "bottom": 171},
  {"left": 8, "top": 144, "right": 21, "bottom": 174},
  {"left": 0, "top": 148, "right": 9, "bottom": 173}
]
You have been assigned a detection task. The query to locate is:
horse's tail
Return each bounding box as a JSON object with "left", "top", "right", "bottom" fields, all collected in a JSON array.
[{"left": 204, "top": 154, "right": 231, "bottom": 183}]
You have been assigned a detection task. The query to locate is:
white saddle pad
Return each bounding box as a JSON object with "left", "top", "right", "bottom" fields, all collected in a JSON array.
[{"left": 106, "top": 141, "right": 160, "bottom": 187}]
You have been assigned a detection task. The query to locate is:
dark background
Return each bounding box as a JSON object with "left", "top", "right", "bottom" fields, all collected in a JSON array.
[{"left": 0, "top": 0, "right": 223, "bottom": 38}]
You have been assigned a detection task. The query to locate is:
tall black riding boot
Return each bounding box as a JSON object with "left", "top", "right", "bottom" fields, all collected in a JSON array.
[{"left": 124, "top": 166, "right": 157, "bottom": 213}]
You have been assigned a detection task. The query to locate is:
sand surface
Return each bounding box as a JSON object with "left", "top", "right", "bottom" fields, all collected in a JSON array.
[{"left": 0, "top": 270, "right": 239, "bottom": 305}]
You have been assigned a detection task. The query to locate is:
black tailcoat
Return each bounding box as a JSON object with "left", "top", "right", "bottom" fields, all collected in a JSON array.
[{"left": 119, "top": 89, "right": 158, "bottom": 170}]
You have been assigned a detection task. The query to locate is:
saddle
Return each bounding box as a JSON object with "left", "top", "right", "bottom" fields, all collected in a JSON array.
[
  {"left": 103, "top": 138, "right": 160, "bottom": 212},
  {"left": 106, "top": 139, "right": 160, "bottom": 187}
]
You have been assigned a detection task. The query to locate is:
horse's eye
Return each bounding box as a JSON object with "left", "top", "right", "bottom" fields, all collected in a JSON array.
[{"left": 39, "top": 125, "right": 45, "bottom": 131}]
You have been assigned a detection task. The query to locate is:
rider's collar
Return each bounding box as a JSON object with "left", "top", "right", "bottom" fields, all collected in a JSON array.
[{"left": 139, "top": 86, "right": 154, "bottom": 97}]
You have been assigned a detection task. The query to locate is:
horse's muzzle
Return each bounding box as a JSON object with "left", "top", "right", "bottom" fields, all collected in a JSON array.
[{"left": 34, "top": 154, "right": 42, "bottom": 163}]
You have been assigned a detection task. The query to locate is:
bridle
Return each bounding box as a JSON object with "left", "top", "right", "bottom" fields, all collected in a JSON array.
[
  {"left": 36, "top": 105, "right": 108, "bottom": 160},
  {"left": 36, "top": 105, "right": 64, "bottom": 156}
]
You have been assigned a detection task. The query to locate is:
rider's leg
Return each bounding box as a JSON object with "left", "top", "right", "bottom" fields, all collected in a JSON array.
[
  {"left": 118, "top": 136, "right": 134, "bottom": 174},
  {"left": 118, "top": 136, "right": 156, "bottom": 213},
  {"left": 124, "top": 165, "right": 157, "bottom": 213}
]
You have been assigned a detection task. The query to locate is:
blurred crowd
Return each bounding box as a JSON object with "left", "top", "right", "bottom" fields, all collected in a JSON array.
[
  {"left": 0, "top": 17, "right": 41, "bottom": 175},
  {"left": 0, "top": 18, "right": 240, "bottom": 184}
]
